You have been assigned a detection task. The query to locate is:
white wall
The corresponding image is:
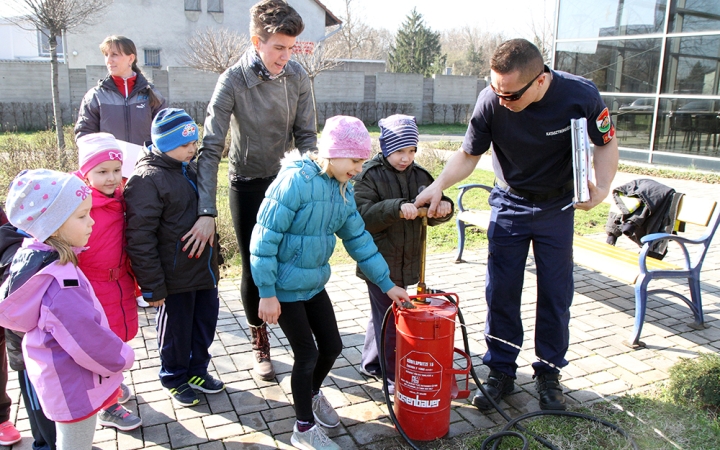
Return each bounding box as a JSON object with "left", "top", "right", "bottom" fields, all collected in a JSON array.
[
  {"left": 375, "top": 72, "right": 424, "bottom": 118},
  {"left": 168, "top": 66, "right": 219, "bottom": 103},
  {"left": 0, "top": 20, "right": 43, "bottom": 60},
  {"left": 63, "top": 0, "right": 331, "bottom": 70},
  {"left": 314, "top": 71, "right": 364, "bottom": 103}
]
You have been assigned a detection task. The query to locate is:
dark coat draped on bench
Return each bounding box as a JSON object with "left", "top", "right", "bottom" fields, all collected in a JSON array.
[{"left": 605, "top": 179, "right": 683, "bottom": 259}]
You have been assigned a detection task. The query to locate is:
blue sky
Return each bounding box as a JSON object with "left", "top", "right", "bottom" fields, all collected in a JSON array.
[{"left": 321, "top": 0, "right": 556, "bottom": 39}]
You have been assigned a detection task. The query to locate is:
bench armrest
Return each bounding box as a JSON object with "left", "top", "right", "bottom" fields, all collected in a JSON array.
[
  {"left": 456, "top": 184, "right": 493, "bottom": 213},
  {"left": 639, "top": 233, "right": 693, "bottom": 272},
  {"left": 640, "top": 232, "right": 703, "bottom": 246}
]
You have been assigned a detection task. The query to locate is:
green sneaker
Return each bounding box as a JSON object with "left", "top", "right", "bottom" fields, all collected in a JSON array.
[
  {"left": 189, "top": 373, "right": 225, "bottom": 394},
  {"left": 165, "top": 383, "right": 199, "bottom": 407}
]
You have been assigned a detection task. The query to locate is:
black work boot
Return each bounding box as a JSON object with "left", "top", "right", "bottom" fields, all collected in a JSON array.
[
  {"left": 534, "top": 372, "right": 566, "bottom": 410},
  {"left": 472, "top": 369, "right": 515, "bottom": 411}
]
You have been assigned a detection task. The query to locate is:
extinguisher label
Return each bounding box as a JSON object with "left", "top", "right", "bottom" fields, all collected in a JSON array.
[{"left": 397, "top": 351, "right": 442, "bottom": 409}]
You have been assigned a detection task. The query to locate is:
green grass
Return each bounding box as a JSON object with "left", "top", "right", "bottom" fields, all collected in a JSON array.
[
  {"left": 618, "top": 163, "right": 720, "bottom": 184},
  {"left": 328, "top": 168, "right": 611, "bottom": 266},
  {"left": 443, "top": 389, "right": 720, "bottom": 450},
  {"left": 331, "top": 123, "right": 467, "bottom": 137},
  {"left": 0, "top": 130, "right": 36, "bottom": 145}
]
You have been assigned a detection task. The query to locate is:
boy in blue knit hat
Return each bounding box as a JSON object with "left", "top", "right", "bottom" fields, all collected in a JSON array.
[
  {"left": 124, "top": 108, "right": 224, "bottom": 407},
  {"left": 353, "top": 114, "right": 454, "bottom": 391}
]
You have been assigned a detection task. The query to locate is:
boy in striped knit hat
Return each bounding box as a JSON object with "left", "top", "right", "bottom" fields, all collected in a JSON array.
[
  {"left": 124, "top": 108, "right": 223, "bottom": 408},
  {"left": 352, "top": 114, "right": 454, "bottom": 392}
]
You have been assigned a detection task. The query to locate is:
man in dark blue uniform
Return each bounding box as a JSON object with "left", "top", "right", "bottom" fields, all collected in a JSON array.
[{"left": 416, "top": 39, "right": 619, "bottom": 411}]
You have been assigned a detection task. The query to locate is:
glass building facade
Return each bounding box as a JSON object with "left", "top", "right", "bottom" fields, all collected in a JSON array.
[{"left": 553, "top": 0, "right": 720, "bottom": 170}]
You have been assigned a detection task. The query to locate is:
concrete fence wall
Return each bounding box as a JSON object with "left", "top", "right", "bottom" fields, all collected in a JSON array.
[{"left": 0, "top": 60, "right": 486, "bottom": 130}]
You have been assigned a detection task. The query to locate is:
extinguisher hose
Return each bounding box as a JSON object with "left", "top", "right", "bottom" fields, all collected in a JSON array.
[
  {"left": 378, "top": 295, "right": 637, "bottom": 450},
  {"left": 442, "top": 293, "right": 639, "bottom": 450},
  {"left": 379, "top": 305, "right": 423, "bottom": 450}
]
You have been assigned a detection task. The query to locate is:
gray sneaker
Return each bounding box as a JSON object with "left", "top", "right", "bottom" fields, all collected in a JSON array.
[
  {"left": 118, "top": 383, "right": 131, "bottom": 404},
  {"left": 97, "top": 403, "right": 142, "bottom": 431},
  {"left": 291, "top": 424, "right": 340, "bottom": 450},
  {"left": 311, "top": 391, "right": 339, "bottom": 428}
]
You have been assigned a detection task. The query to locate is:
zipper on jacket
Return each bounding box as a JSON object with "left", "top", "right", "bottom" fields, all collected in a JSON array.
[
  {"left": 118, "top": 279, "right": 129, "bottom": 340},
  {"left": 124, "top": 96, "right": 130, "bottom": 142},
  {"left": 243, "top": 136, "right": 249, "bottom": 165},
  {"left": 283, "top": 78, "right": 290, "bottom": 151},
  {"left": 207, "top": 246, "right": 217, "bottom": 286}
]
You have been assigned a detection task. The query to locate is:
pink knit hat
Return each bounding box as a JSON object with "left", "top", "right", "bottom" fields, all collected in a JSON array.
[
  {"left": 76, "top": 132, "right": 124, "bottom": 177},
  {"left": 318, "top": 116, "right": 371, "bottom": 160}
]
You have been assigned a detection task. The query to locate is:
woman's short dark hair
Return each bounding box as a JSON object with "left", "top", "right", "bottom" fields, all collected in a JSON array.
[
  {"left": 250, "top": 0, "right": 305, "bottom": 41},
  {"left": 490, "top": 38, "right": 544, "bottom": 82}
]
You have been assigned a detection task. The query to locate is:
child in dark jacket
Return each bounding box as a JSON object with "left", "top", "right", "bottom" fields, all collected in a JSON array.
[
  {"left": 0, "top": 169, "right": 135, "bottom": 450},
  {"left": 353, "top": 114, "right": 454, "bottom": 390},
  {"left": 124, "top": 108, "right": 223, "bottom": 408}
]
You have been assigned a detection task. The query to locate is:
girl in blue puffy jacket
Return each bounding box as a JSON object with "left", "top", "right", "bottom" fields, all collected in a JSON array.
[{"left": 250, "top": 116, "right": 410, "bottom": 450}]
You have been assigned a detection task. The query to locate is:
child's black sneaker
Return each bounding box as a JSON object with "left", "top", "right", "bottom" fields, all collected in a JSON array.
[
  {"left": 188, "top": 373, "right": 225, "bottom": 394},
  {"left": 165, "top": 383, "right": 199, "bottom": 407}
]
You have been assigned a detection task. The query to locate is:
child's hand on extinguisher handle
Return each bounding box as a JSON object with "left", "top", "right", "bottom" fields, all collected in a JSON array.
[
  {"left": 399, "top": 206, "right": 427, "bottom": 219},
  {"left": 387, "top": 286, "right": 411, "bottom": 309},
  {"left": 259, "top": 296, "right": 282, "bottom": 325}
]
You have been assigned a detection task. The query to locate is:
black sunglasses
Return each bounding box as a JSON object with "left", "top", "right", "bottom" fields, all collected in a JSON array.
[{"left": 491, "top": 68, "right": 548, "bottom": 102}]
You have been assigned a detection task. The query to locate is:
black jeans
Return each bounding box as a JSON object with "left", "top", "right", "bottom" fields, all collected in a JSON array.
[
  {"left": 19, "top": 370, "right": 55, "bottom": 450},
  {"left": 277, "top": 290, "right": 343, "bottom": 422},
  {"left": 0, "top": 328, "right": 10, "bottom": 423},
  {"left": 229, "top": 177, "right": 275, "bottom": 327}
]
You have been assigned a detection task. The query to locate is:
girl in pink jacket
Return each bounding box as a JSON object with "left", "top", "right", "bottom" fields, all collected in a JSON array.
[
  {"left": 75, "top": 133, "right": 141, "bottom": 431},
  {"left": 0, "top": 169, "right": 135, "bottom": 450}
]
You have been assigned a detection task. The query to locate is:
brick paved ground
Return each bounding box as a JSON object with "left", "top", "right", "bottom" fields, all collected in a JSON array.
[{"left": 3, "top": 172, "right": 719, "bottom": 450}]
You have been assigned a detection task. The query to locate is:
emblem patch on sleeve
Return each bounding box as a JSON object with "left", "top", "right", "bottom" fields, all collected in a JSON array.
[{"left": 596, "top": 107, "right": 612, "bottom": 133}]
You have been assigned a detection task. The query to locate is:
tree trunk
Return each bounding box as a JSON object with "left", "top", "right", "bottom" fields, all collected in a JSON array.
[{"left": 49, "top": 32, "right": 66, "bottom": 153}]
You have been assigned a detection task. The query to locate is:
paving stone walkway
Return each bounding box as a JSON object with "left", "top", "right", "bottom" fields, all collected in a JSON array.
[{"left": 3, "top": 172, "right": 719, "bottom": 450}]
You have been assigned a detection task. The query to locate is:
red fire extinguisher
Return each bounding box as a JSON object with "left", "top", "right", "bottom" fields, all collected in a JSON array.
[{"left": 393, "top": 293, "right": 471, "bottom": 441}]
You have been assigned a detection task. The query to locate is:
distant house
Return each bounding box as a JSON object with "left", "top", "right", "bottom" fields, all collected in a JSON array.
[{"left": 0, "top": 0, "right": 341, "bottom": 69}]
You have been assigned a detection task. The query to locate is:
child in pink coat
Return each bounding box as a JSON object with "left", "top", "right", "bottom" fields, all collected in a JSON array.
[
  {"left": 0, "top": 169, "right": 135, "bottom": 450},
  {"left": 76, "top": 133, "right": 141, "bottom": 431}
]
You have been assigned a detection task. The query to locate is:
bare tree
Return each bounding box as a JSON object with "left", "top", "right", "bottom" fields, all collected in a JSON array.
[
  {"left": 5, "top": 0, "right": 112, "bottom": 151},
  {"left": 441, "top": 27, "right": 505, "bottom": 77},
  {"left": 292, "top": 42, "right": 344, "bottom": 130},
  {"left": 182, "top": 27, "right": 250, "bottom": 74},
  {"left": 323, "top": 0, "right": 392, "bottom": 60},
  {"left": 530, "top": 17, "right": 554, "bottom": 63}
]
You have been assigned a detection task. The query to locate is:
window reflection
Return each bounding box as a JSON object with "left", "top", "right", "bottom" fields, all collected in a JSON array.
[
  {"left": 654, "top": 98, "right": 720, "bottom": 154},
  {"left": 555, "top": 39, "right": 661, "bottom": 93},
  {"left": 661, "top": 35, "right": 720, "bottom": 95},
  {"left": 557, "top": 0, "right": 666, "bottom": 39},
  {"left": 604, "top": 96, "right": 655, "bottom": 149},
  {"left": 669, "top": 0, "right": 720, "bottom": 33}
]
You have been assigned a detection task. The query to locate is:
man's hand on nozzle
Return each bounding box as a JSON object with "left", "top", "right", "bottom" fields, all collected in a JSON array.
[{"left": 413, "top": 183, "right": 443, "bottom": 218}]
